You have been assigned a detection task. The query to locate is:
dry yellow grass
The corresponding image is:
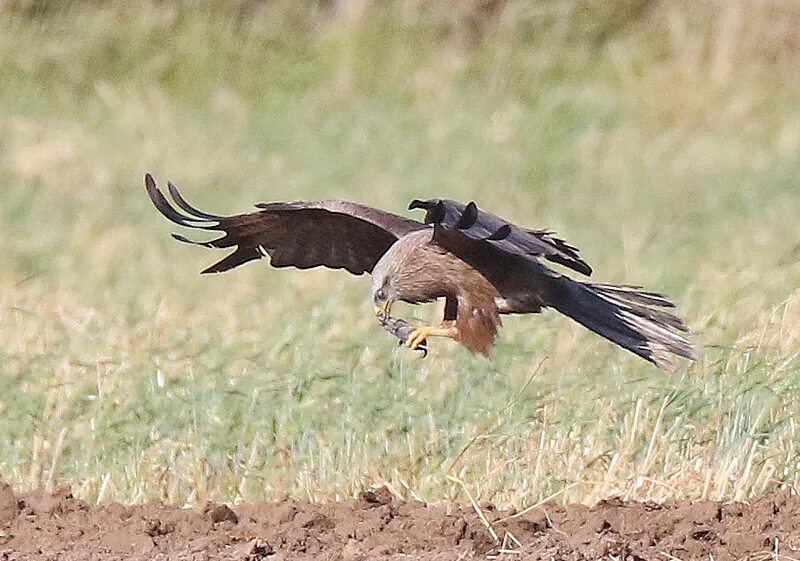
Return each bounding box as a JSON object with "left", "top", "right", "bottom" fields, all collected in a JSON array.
[{"left": 0, "top": 1, "right": 798, "bottom": 508}]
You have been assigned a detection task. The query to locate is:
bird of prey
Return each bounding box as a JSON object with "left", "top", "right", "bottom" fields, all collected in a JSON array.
[{"left": 144, "top": 174, "right": 696, "bottom": 370}]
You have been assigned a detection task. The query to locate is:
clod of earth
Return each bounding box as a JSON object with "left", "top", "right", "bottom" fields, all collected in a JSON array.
[{"left": 1, "top": 484, "right": 800, "bottom": 560}]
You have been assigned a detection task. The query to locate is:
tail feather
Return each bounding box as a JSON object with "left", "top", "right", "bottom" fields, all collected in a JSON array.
[
  {"left": 545, "top": 278, "right": 697, "bottom": 371},
  {"left": 587, "top": 284, "right": 689, "bottom": 332},
  {"left": 584, "top": 283, "right": 678, "bottom": 309}
]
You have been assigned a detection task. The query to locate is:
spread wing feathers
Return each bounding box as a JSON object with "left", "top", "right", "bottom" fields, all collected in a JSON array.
[
  {"left": 409, "top": 198, "right": 592, "bottom": 276},
  {"left": 145, "top": 174, "right": 425, "bottom": 275}
]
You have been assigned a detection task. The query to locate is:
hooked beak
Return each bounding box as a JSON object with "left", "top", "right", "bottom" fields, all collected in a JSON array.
[{"left": 374, "top": 298, "right": 393, "bottom": 317}]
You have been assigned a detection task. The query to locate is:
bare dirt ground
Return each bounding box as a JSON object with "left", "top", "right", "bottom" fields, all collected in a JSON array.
[{"left": 1, "top": 483, "right": 798, "bottom": 560}]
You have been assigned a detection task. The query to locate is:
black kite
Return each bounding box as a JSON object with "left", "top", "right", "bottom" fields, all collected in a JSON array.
[{"left": 145, "top": 174, "right": 696, "bottom": 370}]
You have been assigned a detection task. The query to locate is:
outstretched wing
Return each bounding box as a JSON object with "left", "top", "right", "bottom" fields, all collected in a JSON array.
[
  {"left": 145, "top": 174, "right": 425, "bottom": 275},
  {"left": 408, "top": 198, "right": 592, "bottom": 276}
]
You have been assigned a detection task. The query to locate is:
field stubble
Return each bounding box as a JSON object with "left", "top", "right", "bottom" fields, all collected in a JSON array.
[{"left": 0, "top": 0, "right": 799, "bottom": 512}]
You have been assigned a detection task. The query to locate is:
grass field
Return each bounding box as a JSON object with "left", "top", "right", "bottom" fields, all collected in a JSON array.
[{"left": 1, "top": 1, "right": 799, "bottom": 508}]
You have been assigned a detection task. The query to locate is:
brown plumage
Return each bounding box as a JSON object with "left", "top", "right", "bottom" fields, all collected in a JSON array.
[{"left": 145, "top": 174, "right": 697, "bottom": 370}]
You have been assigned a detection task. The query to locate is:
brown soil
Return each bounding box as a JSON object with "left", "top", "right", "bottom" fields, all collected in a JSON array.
[{"left": 1, "top": 483, "right": 798, "bottom": 560}]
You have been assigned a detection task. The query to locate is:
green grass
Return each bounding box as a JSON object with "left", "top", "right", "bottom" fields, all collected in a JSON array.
[{"left": 1, "top": 0, "right": 799, "bottom": 507}]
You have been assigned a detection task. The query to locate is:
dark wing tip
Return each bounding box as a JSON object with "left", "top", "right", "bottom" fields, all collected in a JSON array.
[
  {"left": 487, "top": 224, "right": 512, "bottom": 241},
  {"left": 571, "top": 260, "right": 593, "bottom": 276},
  {"left": 171, "top": 233, "right": 221, "bottom": 249},
  {"left": 409, "top": 199, "right": 447, "bottom": 224},
  {"left": 144, "top": 173, "right": 162, "bottom": 207},
  {"left": 144, "top": 174, "right": 217, "bottom": 228},
  {"left": 408, "top": 198, "right": 442, "bottom": 212},
  {"left": 200, "top": 248, "right": 263, "bottom": 274},
  {"left": 456, "top": 202, "right": 479, "bottom": 229},
  {"left": 167, "top": 181, "right": 222, "bottom": 220}
]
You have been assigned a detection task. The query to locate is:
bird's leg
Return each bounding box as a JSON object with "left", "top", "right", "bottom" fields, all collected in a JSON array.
[
  {"left": 404, "top": 297, "right": 459, "bottom": 352},
  {"left": 374, "top": 298, "right": 394, "bottom": 318},
  {"left": 405, "top": 321, "right": 457, "bottom": 351}
]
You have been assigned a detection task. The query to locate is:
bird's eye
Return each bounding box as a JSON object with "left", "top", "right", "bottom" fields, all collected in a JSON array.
[{"left": 375, "top": 288, "right": 387, "bottom": 301}]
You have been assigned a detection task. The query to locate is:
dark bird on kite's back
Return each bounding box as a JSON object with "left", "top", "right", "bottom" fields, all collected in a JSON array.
[{"left": 144, "top": 173, "right": 697, "bottom": 371}]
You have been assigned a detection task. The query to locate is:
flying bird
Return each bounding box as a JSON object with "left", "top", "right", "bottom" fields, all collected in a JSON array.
[{"left": 144, "top": 174, "right": 696, "bottom": 370}]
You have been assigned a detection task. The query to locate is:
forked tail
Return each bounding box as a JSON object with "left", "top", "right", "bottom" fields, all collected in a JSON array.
[{"left": 545, "top": 278, "right": 697, "bottom": 371}]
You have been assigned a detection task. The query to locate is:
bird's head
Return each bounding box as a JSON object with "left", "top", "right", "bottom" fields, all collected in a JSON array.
[{"left": 372, "top": 271, "right": 396, "bottom": 317}]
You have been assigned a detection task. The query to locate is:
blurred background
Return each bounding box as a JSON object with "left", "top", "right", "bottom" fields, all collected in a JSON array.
[{"left": 0, "top": 0, "right": 799, "bottom": 507}]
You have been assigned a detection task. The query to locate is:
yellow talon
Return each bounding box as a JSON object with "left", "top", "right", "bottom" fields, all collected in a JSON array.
[
  {"left": 405, "top": 327, "right": 430, "bottom": 350},
  {"left": 399, "top": 323, "right": 457, "bottom": 355},
  {"left": 406, "top": 325, "right": 457, "bottom": 351}
]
